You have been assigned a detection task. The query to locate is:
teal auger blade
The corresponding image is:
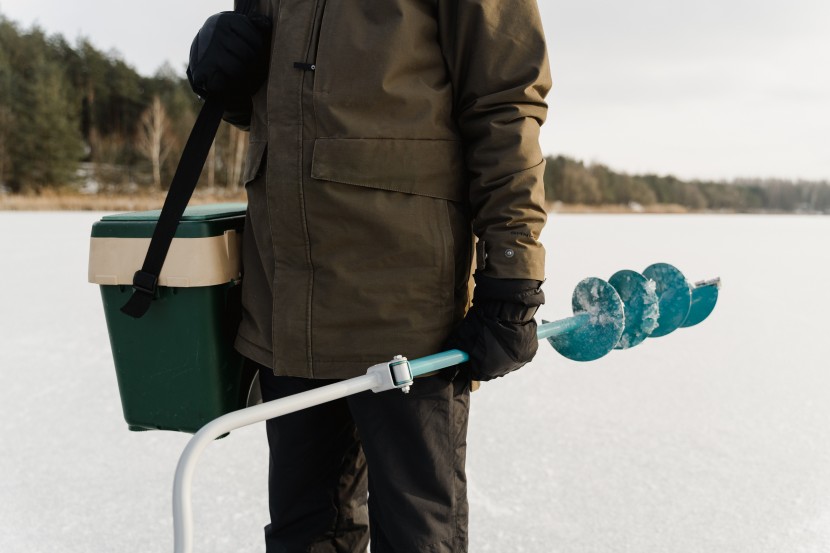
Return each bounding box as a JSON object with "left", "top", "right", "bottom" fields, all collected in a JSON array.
[
  {"left": 681, "top": 278, "right": 721, "bottom": 328},
  {"left": 539, "top": 264, "right": 718, "bottom": 361},
  {"left": 545, "top": 277, "right": 625, "bottom": 362},
  {"left": 608, "top": 270, "right": 660, "bottom": 350},
  {"left": 642, "top": 263, "right": 692, "bottom": 338}
]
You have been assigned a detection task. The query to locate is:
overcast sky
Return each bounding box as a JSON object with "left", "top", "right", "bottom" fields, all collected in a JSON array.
[{"left": 1, "top": 0, "right": 827, "bottom": 181}]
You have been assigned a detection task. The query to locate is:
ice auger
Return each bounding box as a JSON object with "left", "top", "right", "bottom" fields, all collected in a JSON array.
[{"left": 172, "top": 262, "right": 720, "bottom": 553}]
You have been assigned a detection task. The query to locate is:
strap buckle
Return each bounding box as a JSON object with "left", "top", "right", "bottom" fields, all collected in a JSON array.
[{"left": 132, "top": 270, "right": 158, "bottom": 296}]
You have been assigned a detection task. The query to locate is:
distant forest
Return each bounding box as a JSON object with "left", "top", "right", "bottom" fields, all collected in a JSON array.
[
  {"left": 544, "top": 157, "right": 830, "bottom": 214},
  {"left": 1, "top": 14, "right": 828, "bottom": 214},
  {"left": 0, "top": 14, "right": 248, "bottom": 195}
]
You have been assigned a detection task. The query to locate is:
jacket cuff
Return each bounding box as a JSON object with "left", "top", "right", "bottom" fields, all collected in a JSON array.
[
  {"left": 222, "top": 97, "right": 253, "bottom": 130},
  {"left": 473, "top": 274, "right": 544, "bottom": 304},
  {"left": 475, "top": 235, "right": 546, "bottom": 281}
]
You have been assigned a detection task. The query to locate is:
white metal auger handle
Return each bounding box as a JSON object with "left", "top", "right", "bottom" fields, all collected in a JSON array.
[{"left": 172, "top": 360, "right": 413, "bottom": 553}]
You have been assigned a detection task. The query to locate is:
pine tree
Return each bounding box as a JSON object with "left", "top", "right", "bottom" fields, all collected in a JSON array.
[{"left": 1, "top": 23, "right": 83, "bottom": 191}]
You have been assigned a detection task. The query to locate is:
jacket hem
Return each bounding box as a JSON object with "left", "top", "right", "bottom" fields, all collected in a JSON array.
[{"left": 234, "top": 333, "right": 274, "bottom": 371}]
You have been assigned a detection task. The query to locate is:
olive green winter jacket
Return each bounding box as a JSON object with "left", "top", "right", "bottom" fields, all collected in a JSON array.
[{"left": 232, "top": 0, "right": 551, "bottom": 378}]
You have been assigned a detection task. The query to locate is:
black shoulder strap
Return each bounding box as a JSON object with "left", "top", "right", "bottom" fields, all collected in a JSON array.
[
  {"left": 120, "top": 99, "right": 224, "bottom": 318},
  {"left": 121, "top": 2, "right": 256, "bottom": 319}
]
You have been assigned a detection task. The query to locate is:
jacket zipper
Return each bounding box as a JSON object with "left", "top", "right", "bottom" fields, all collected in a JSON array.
[
  {"left": 297, "top": 0, "right": 328, "bottom": 374},
  {"left": 298, "top": 0, "right": 327, "bottom": 76}
]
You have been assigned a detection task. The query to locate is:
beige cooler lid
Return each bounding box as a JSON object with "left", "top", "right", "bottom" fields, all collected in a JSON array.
[{"left": 88, "top": 230, "right": 241, "bottom": 287}]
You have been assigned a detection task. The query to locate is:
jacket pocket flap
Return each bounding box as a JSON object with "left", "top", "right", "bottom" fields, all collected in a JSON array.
[
  {"left": 242, "top": 141, "right": 267, "bottom": 185},
  {"left": 311, "top": 138, "right": 465, "bottom": 202}
]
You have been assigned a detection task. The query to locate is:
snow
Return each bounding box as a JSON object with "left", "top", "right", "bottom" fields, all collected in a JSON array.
[{"left": 2, "top": 212, "right": 830, "bottom": 552}]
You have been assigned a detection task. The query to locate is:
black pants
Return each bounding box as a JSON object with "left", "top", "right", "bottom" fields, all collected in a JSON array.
[{"left": 256, "top": 362, "right": 471, "bottom": 553}]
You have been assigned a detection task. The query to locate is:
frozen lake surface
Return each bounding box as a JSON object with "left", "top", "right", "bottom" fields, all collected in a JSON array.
[{"left": 1, "top": 212, "right": 829, "bottom": 552}]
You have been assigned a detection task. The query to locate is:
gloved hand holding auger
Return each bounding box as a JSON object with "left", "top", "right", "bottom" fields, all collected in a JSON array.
[{"left": 447, "top": 275, "right": 545, "bottom": 381}]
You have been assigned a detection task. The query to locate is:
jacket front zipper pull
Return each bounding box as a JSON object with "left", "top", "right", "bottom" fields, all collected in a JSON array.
[{"left": 293, "top": 62, "right": 316, "bottom": 71}]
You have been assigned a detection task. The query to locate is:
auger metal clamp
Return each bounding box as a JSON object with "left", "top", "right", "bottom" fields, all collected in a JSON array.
[{"left": 367, "top": 355, "right": 414, "bottom": 394}]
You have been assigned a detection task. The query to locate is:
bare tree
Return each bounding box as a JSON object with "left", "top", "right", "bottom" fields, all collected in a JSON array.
[
  {"left": 207, "top": 141, "right": 216, "bottom": 190},
  {"left": 136, "top": 96, "right": 175, "bottom": 190},
  {"left": 226, "top": 125, "right": 248, "bottom": 192}
]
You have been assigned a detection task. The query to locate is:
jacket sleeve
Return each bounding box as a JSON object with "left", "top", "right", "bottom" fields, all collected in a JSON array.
[{"left": 439, "top": 0, "right": 551, "bottom": 281}]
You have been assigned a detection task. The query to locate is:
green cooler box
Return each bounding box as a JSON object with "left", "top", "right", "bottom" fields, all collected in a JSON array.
[{"left": 88, "top": 203, "right": 257, "bottom": 433}]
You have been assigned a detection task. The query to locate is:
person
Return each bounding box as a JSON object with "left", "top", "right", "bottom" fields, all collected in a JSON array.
[{"left": 187, "top": 1, "right": 550, "bottom": 551}]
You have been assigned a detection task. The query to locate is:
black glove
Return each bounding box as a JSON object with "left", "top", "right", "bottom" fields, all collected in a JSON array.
[
  {"left": 446, "top": 275, "right": 544, "bottom": 382},
  {"left": 186, "top": 12, "right": 272, "bottom": 105}
]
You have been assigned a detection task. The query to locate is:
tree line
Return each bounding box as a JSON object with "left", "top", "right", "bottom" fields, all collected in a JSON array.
[
  {"left": 1, "top": 13, "right": 828, "bottom": 213},
  {"left": 0, "top": 14, "right": 248, "bottom": 194},
  {"left": 544, "top": 156, "right": 830, "bottom": 213}
]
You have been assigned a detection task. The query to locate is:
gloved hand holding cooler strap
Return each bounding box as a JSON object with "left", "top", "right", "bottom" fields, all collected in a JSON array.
[
  {"left": 186, "top": 11, "right": 272, "bottom": 105},
  {"left": 446, "top": 274, "right": 545, "bottom": 381}
]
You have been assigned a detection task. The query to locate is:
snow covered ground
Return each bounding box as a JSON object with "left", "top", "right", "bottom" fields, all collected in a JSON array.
[{"left": 1, "top": 212, "right": 829, "bottom": 553}]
